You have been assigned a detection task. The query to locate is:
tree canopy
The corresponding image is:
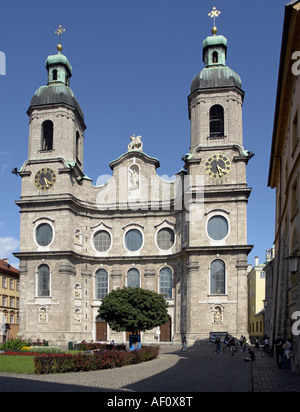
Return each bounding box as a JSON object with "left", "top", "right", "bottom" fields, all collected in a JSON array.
[{"left": 98, "top": 287, "right": 169, "bottom": 334}]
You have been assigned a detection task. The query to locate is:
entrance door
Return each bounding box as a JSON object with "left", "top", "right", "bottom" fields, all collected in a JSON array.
[
  {"left": 96, "top": 318, "right": 107, "bottom": 341},
  {"left": 160, "top": 319, "right": 171, "bottom": 342}
]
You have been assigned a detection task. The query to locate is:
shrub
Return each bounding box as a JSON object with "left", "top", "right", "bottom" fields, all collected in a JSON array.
[
  {"left": 75, "top": 342, "right": 127, "bottom": 352},
  {"left": 0, "top": 339, "right": 31, "bottom": 351},
  {"left": 34, "top": 346, "right": 159, "bottom": 374}
]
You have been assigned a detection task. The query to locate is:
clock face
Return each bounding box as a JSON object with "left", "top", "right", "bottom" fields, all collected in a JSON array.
[
  {"left": 34, "top": 168, "right": 57, "bottom": 190},
  {"left": 205, "top": 154, "right": 231, "bottom": 179}
]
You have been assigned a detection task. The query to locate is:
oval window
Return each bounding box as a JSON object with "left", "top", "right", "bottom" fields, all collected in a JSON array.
[
  {"left": 93, "top": 231, "right": 111, "bottom": 252},
  {"left": 207, "top": 216, "right": 228, "bottom": 241},
  {"left": 36, "top": 223, "right": 53, "bottom": 246},
  {"left": 157, "top": 228, "right": 175, "bottom": 250},
  {"left": 125, "top": 229, "right": 143, "bottom": 252}
]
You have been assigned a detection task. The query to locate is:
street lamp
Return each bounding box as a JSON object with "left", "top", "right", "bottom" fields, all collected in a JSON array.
[{"left": 285, "top": 250, "right": 300, "bottom": 274}]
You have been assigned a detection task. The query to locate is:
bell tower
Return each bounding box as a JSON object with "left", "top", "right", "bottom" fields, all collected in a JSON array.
[
  {"left": 26, "top": 29, "right": 86, "bottom": 172},
  {"left": 182, "top": 8, "right": 253, "bottom": 342}
]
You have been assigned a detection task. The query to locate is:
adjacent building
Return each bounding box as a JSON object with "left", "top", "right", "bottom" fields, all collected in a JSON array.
[
  {"left": 248, "top": 257, "right": 266, "bottom": 343},
  {"left": 15, "top": 22, "right": 253, "bottom": 346},
  {"left": 268, "top": 0, "right": 300, "bottom": 371},
  {"left": 0, "top": 259, "right": 20, "bottom": 342}
]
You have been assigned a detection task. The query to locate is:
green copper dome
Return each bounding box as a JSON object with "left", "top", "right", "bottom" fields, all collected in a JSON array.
[
  {"left": 29, "top": 84, "right": 84, "bottom": 121},
  {"left": 28, "top": 50, "right": 84, "bottom": 123},
  {"left": 46, "top": 53, "right": 72, "bottom": 75},
  {"left": 190, "top": 33, "right": 243, "bottom": 94},
  {"left": 191, "top": 66, "right": 242, "bottom": 93}
]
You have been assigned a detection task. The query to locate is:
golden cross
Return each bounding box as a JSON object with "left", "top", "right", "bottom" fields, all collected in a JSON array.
[
  {"left": 55, "top": 25, "right": 66, "bottom": 43},
  {"left": 208, "top": 7, "right": 221, "bottom": 27}
]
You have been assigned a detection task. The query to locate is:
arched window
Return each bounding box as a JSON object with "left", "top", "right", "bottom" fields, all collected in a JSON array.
[
  {"left": 159, "top": 267, "right": 173, "bottom": 299},
  {"left": 95, "top": 269, "right": 108, "bottom": 299},
  {"left": 42, "top": 120, "right": 53, "bottom": 150},
  {"left": 37, "top": 264, "right": 50, "bottom": 297},
  {"left": 127, "top": 268, "right": 140, "bottom": 288},
  {"left": 292, "top": 228, "right": 299, "bottom": 253},
  {"left": 76, "top": 131, "right": 80, "bottom": 161},
  {"left": 210, "top": 105, "right": 224, "bottom": 137},
  {"left": 52, "top": 69, "right": 58, "bottom": 81},
  {"left": 210, "top": 259, "right": 225, "bottom": 295},
  {"left": 212, "top": 51, "right": 218, "bottom": 64}
]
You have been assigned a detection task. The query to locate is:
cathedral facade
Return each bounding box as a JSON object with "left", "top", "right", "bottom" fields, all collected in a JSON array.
[{"left": 16, "top": 28, "right": 253, "bottom": 346}]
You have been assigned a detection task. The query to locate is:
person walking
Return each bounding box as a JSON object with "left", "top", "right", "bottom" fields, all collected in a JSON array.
[
  {"left": 274, "top": 333, "right": 285, "bottom": 368},
  {"left": 282, "top": 338, "right": 292, "bottom": 369},
  {"left": 239, "top": 335, "right": 244, "bottom": 348},
  {"left": 181, "top": 336, "right": 187, "bottom": 352},
  {"left": 230, "top": 337, "right": 236, "bottom": 356},
  {"left": 242, "top": 336, "right": 248, "bottom": 353}
]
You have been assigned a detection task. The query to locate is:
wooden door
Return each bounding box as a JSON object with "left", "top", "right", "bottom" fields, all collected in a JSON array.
[
  {"left": 96, "top": 320, "right": 107, "bottom": 341},
  {"left": 160, "top": 321, "right": 171, "bottom": 342}
]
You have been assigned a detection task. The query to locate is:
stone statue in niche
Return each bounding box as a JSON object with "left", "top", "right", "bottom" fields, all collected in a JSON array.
[
  {"left": 213, "top": 306, "right": 222, "bottom": 323},
  {"left": 128, "top": 164, "right": 139, "bottom": 190},
  {"left": 75, "top": 309, "right": 81, "bottom": 323},
  {"left": 128, "top": 135, "right": 143, "bottom": 151},
  {"left": 74, "top": 229, "right": 82, "bottom": 245},
  {"left": 38, "top": 307, "right": 47, "bottom": 324},
  {"left": 75, "top": 284, "right": 81, "bottom": 299}
]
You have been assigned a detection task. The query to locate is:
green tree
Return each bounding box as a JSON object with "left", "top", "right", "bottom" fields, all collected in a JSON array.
[{"left": 98, "top": 287, "right": 169, "bottom": 334}]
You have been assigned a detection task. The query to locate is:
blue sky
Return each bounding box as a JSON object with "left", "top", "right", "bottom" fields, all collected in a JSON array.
[{"left": 0, "top": 0, "right": 286, "bottom": 268}]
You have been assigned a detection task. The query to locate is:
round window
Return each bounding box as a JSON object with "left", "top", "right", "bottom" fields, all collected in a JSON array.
[
  {"left": 93, "top": 231, "right": 111, "bottom": 252},
  {"left": 157, "top": 228, "right": 175, "bottom": 250},
  {"left": 125, "top": 229, "right": 143, "bottom": 252},
  {"left": 36, "top": 223, "right": 53, "bottom": 246},
  {"left": 207, "top": 216, "right": 229, "bottom": 241}
]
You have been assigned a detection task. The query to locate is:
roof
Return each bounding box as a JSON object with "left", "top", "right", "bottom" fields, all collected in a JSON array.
[
  {"left": 190, "top": 66, "right": 243, "bottom": 94},
  {"left": 109, "top": 150, "right": 160, "bottom": 170},
  {"left": 268, "top": 0, "right": 300, "bottom": 187},
  {"left": 46, "top": 53, "right": 72, "bottom": 75},
  {"left": 29, "top": 83, "right": 85, "bottom": 123},
  {"left": 0, "top": 259, "right": 19, "bottom": 276}
]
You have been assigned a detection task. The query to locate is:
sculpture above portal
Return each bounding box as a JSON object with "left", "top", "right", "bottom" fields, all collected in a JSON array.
[{"left": 128, "top": 135, "right": 143, "bottom": 152}]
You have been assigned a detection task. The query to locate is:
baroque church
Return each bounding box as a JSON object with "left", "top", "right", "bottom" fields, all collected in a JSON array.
[{"left": 15, "top": 20, "right": 253, "bottom": 346}]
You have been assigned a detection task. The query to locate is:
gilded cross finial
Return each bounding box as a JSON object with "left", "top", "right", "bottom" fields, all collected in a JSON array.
[
  {"left": 208, "top": 7, "right": 221, "bottom": 35},
  {"left": 54, "top": 25, "right": 66, "bottom": 53}
]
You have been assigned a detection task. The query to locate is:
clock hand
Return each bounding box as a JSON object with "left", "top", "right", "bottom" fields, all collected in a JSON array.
[
  {"left": 216, "top": 165, "right": 225, "bottom": 177},
  {"left": 44, "top": 177, "right": 50, "bottom": 188}
]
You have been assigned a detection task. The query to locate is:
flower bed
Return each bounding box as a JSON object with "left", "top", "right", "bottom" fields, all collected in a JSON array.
[
  {"left": 4, "top": 351, "right": 47, "bottom": 356},
  {"left": 34, "top": 346, "right": 160, "bottom": 374}
]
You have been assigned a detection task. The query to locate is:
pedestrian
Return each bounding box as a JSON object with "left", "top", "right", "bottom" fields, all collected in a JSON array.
[
  {"left": 243, "top": 336, "right": 247, "bottom": 352},
  {"left": 282, "top": 338, "right": 292, "bottom": 369},
  {"left": 230, "top": 337, "right": 236, "bottom": 356},
  {"left": 181, "top": 336, "right": 187, "bottom": 352},
  {"left": 239, "top": 335, "right": 244, "bottom": 348},
  {"left": 274, "top": 333, "right": 285, "bottom": 368},
  {"left": 216, "top": 338, "right": 222, "bottom": 354},
  {"left": 264, "top": 336, "right": 270, "bottom": 348},
  {"left": 255, "top": 337, "right": 260, "bottom": 350}
]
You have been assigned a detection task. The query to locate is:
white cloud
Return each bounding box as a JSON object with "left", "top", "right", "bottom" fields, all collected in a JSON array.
[
  {"left": 0, "top": 237, "right": 20, "bottom": 258},
  {"left": 0, "top": 151, "right": 13, "bottom": 173}
]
